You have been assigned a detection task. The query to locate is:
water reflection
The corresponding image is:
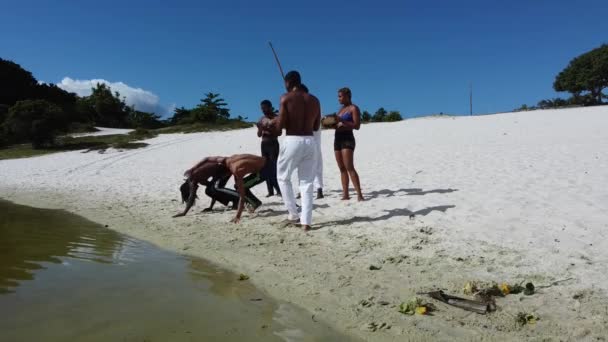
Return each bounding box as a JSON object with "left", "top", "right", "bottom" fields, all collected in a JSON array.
[
  {"left": 0, "top": 200, "right": 352, "bottom": 341},
  {"left": 0, "top": 200, "right": 129, "bottom": 294}
]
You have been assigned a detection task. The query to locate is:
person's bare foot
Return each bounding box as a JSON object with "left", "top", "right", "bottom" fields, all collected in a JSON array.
[
  {"left": 357, "top": 195, "right": 365, "bottom": 202},
  {"left": 301, "top": 225, "right": 311, "bottom": 231},
  {"left": 341, "top": 195, "right": 350, "bottom": 200}
]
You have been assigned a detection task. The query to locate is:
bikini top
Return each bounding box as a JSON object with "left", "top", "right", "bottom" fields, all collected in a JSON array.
[{"left": 339, "top": 111, "right": 353, "bottom": 122}]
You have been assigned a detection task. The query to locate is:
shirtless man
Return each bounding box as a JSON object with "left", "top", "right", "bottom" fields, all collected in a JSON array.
[
  {"left": 266, "top": 71, "right": 321, "bottom": 231},
  {"left": 173, "top": 156, "right": 264, "bottom": 219},
  {"left": 257, "top": 99, "right": 282, "bottom": 197},
  {"left": 297, "top": 84, "right": 324, "bottom": 199},
  {"left": 223, "top": 154, "right": 268, "bottom": 223}
]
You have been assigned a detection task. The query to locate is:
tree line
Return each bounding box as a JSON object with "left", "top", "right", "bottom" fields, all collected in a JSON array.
[
  {"left": 0, "top": 58, "right": 245, "bottom": 148},
  {"left": 516, "top": 44, "right": 608, "bottom": 111}
]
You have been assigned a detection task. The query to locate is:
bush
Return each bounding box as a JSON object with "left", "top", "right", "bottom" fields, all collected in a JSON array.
[
  {"left": 68, "top": 122, "right": 98, "bottom": 133},
  {"left": 126, "top": 110, "right": 165, "bottom": 129},
  {"left": 372, "top": 107, "right": 387, "bottom": 122},
  {"left": 0, "top": 131, "right": 8, "bottom": 148},
  {"left": 130, "top": 128, "right": 151, "bottom": 137},
  {"left": 361, "top": 110, "right": 372, "bottom": 122},
  {"left": 385, "top": 111, "right": 403, "bottom": 122},
  {"left": 0, "top": 104, "right": 8, "bottom": 124},
  {"left": 4, "top": 100, "right": 67, "bottom": 148}
]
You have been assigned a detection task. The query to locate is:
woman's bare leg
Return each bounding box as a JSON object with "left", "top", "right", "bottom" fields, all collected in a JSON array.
[
  {"left": 341, "top": 149, "right": 364, "bottom": 201},
  {"left": 334, "top": 150, "right": 350, "bottom": 200}
]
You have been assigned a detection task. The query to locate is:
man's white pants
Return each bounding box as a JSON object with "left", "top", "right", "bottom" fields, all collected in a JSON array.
[
  {"left": 313, "top": 130, "right": 323, "bottom": 190},
  {"left": 277, "top": 136, "right": 315, "bottom": 225}
]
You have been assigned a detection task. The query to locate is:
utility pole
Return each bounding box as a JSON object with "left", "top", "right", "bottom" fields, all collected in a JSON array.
[{"left": 469, "top": 82, "right": 473, "bottom": 115}]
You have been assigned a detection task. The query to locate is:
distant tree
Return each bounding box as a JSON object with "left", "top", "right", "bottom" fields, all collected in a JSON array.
[
  {"left": 0, "top": 104, "right": 8, "bottom": 125},
  {"left": 199, "top": 92, "right": 230, "bottom": 122},
  {"left": 372, "top": 107, "right": 387, "bottom": 122},
  {"left": 0, "top": 132, "right": 7, "bottom": 148},
  {"left": 554, "top": 98, "right": 569, "bottom": 107},
  {"left": 191, "top": 105, "right": 215, "bottom": 123},
  {"left": 515, "top": 104, "right": 529, "bottom": 111},
  {"left": 0, "top": 104, "right": 8, "bottom": 147},
  {"left": 554, "top": 44, "right": 608, "bottom": 105},
  {"left": 4, "top": 100, "right": 67, "bottom": 148},
  {"left": 127, "top": 110, "right": 165, "bottom": 129},
  {"left": 537, "top": 98, "right": 570, "bottom": 109},
  {"left": 361, "top": 110, "right": 372, "bottom": 122},
  {"left": 169, "top": 106, "right": 192, "bottom": 125},
  {"left": 537, "top": 99, "right": 553, "bottom": 109},
  {"left": 0, "top": 58, "right": 38, "bottom": 106},
  {"left": 83, "top": 83, "right": 130, "bottom": 127},
  {"left": 385, "top": 111, "right": 403, "bottom": 122}
]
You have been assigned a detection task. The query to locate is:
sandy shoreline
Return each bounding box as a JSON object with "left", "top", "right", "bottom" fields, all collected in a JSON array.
[{"left": 2, "top": 107, "right": 608, "bottom": 341}]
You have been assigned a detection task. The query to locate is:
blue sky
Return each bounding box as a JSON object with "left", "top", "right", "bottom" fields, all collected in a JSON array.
[{"left": 1, "top": 0, "right": 607, "bottom": 118}]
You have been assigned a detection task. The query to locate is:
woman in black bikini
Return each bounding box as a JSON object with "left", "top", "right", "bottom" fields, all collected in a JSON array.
[{"left": 334, "top": 87, "right": 364, "bottom": 201}]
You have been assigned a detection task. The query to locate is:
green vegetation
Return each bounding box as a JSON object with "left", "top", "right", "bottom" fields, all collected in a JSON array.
[
  {"left": 155, "top": 120, "right": 252, "bottom": 134},
  {"left": 0, "top": 57, "right": 251, "bottom": 155},
  {"left": 0, "top": 129, "right": 156, "bottom": 160},
  {"left": 517, "top": 44, "right": 608, "bottom": 111},
  {"left": 359, "top": 107, "right": 403, "bottom": 123},
  {"left": 554, "top": 44, "right": 608, "bottom": 105}
]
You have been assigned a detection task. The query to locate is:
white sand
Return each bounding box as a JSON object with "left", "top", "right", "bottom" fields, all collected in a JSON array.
[
  {"left": 2, "top": 106, "right": 608, "bottom": 341},
  {"left": 70, "top": 126, "right": 133, "bottom": 137}
]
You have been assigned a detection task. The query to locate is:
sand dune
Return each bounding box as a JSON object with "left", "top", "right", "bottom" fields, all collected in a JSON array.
[{"left": 2, "top": 106, "right": 608, "bottom": 341}]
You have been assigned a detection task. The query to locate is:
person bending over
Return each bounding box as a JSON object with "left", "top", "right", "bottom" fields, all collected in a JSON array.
[
  {"left": 223, "top": 154, "right": 269, "bottom": 223},
  {"left": 173, "top": 156, "right": 262, "bottom": 218}
]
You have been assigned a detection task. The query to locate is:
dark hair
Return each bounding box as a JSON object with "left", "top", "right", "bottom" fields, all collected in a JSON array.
[
  {"left": 338, "top": 87, "right": 352, "bottom": 98},
  {"left": 300, "top": 84, "right": 309, "bottom": 93},
  {"left": 179, "top": 180, "right": 198, "bottom": 204},
  {"left": 284, "top": 70, "right": 301, "bottom": 87},
  {"left": 260, "top": 99, "right": 272, "bottom": 107}
]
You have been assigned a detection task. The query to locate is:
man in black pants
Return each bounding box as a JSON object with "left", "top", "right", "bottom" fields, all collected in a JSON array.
[{"left": 257, "top": 100, "right": 282, "bottom": 197}]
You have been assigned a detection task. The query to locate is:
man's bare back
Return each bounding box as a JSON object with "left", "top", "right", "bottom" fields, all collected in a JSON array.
[
  {"left": 273, "top": 90, "right": 321, "bottom": 136},
  {"left": 224, "top": 154, "right": 267, "bottom": 223}
]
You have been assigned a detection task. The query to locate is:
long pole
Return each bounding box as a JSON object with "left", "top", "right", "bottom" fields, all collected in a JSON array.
[{"left": 268, "top": 42, "right": 285, "bottom": 80}]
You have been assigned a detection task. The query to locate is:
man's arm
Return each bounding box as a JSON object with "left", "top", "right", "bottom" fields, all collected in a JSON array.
[
  {"left": 275, "top": 113, "right": 283, "bottom": 136},
  {"left": 313, "top": 96, "right": 321, "bottom": 131},
  {"left": 271, "top": 95, "right": 287, "bottom": 136}
]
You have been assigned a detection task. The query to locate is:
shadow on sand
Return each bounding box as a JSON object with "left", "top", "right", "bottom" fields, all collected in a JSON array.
[
  {"left": 331, "top": 188, "right": 458, "bottom": 200},
  {"left": 255, "top": 204, "right": 330, "bottom": 219},
  {"left": 312, "top": 205, "right": 456, "bottom": 230}
]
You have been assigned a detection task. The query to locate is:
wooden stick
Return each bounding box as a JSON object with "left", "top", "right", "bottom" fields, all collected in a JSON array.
[
  {"left": 425, "top": 290, "right": 494, "bottom": 314},
  {"left": 268, "top": 41, "right": 285, "bottom": 80}
]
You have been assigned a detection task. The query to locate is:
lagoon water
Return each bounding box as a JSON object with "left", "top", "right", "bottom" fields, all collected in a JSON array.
[{"left": 0, "top": 200, "right": 350, "bottom": 342}]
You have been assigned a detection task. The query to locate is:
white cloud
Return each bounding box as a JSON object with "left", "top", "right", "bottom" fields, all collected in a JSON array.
[{"left": 57, "top": 77, "right": 172, "bottom": 116}]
